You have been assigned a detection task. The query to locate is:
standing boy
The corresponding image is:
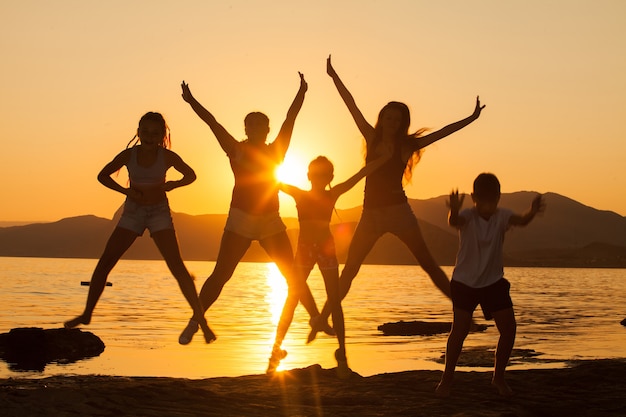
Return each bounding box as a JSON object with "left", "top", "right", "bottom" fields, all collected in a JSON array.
[{"left": 436, "top": 173, "right": 545, "bottom": 397}]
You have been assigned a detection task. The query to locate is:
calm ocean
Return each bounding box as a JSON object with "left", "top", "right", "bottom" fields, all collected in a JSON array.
[{"left": 1, "top": 257, "right": 624, "bottom": 379}]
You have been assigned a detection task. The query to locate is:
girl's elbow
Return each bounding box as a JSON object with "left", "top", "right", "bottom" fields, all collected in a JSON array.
[{"left": 97, "top": 173, "right": 109, "bottom": 184}]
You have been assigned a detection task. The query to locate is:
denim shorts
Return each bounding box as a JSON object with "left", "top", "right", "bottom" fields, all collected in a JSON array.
[
  {"left": 294, "top": 238, "right": 339, "bottom": 272},
  {"left": 224, "top": 207, "right": 286, "bottom": 240},
  {"left": 451, "top": 278, "right": 513, "bottom": 320},
  {"left": 117, "top": 199, "right": 174, "bottom": 236}
]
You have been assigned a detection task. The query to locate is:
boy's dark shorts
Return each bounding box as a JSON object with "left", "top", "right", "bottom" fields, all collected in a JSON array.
[{"left": 451, "top": 278, "right": 513, "bottom": 320}]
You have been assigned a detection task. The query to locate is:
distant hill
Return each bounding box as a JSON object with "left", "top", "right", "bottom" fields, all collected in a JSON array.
[{"left": 1, "top": 192, "right": 625, "bottom": 267}]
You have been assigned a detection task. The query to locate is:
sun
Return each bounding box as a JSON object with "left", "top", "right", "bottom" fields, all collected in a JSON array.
[{"left": 275, "top": 154, "right": 308, "bottom": 186}]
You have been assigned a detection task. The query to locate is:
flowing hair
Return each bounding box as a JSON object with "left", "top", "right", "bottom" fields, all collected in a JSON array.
[{"left": 369, "top": 102, "right": 428, "bottom": 186}]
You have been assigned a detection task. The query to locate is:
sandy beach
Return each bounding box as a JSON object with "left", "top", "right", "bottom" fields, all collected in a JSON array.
[{"left": 1, "top": 359, "right": 624, "bottom": 417}]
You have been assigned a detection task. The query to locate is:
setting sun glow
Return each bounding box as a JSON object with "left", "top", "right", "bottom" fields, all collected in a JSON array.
[{"left": 275, "top": 155, "right": 308, "bottom": 187}]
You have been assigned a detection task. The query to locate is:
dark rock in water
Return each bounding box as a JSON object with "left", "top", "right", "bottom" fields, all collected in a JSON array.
[
  {"left": 377, "top": 320, "right": 488, "bottom": 336},
  {"left": 435, "top": 346, "right": 545, "bottom": 367},
  {"left": 0, "top": 327, "right": 105, "bottom": 372}
]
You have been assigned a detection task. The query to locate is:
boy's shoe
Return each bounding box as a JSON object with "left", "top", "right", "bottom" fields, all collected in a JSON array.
[
  {"left": 266, "top": 348, "right": 288, "bottom": 374},
  {"left": 178, "top": 319, "right": 199, "bottom": 345}
]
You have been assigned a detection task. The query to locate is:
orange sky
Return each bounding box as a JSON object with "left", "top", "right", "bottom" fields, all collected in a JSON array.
[{"left": 1, "top": 1, "right": 625, "bottom": 223}]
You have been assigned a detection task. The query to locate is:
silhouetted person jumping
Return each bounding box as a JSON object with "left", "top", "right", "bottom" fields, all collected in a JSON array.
[
  {"left": 65, "top": 112, "right": 214, "bottom": 344},
  {"left": 312, "top": 57, "right": 485, "bottom": 359},
  {"left": 178, "top": 73, "right": 323, "bottom": 346},
  {"left": 267, "top": 152, "right": 390, "bottom": 377}
]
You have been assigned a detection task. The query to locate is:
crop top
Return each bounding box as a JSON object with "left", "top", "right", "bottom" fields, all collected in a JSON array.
[
  {"left": 127, "top": 146, "right": 167, "bottom": 187},
  {"left": 295, "top": 190, "right": 335, "bottom": 223},
  {"left": 363, "top": 142, "right": 407, "bottom": 208}
]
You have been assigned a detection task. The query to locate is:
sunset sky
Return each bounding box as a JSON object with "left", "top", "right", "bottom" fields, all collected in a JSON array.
[{"left": 2, "top": 1, "right": 625, "bottom": 224}]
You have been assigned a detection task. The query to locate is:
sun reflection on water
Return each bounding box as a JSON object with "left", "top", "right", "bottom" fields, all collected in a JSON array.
[
  {"left": 264, "top": 263, "right": 288, "bottom": 326},
  {"left": 2, "top": 258, "right": 625, "bottom": 379}
]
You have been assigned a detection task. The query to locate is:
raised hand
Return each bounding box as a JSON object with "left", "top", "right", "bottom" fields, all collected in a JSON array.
[
  {"left": 326, "top": 55, "right": 337, "bottom": 78},
  {"left": 447, "top": 189, "right": 465, "bottom": 212},
  {"left": 180, "top": 81, "right": 194, "bottom": 103},
  {"left": 473, "top": 96, "right": 486, "bottom": 118},
  {"left": 531, "top": 194, "right": 546, "bottom": 215},
  {"left": 298, "top": 71, "right": 308, "bottom": 93}
]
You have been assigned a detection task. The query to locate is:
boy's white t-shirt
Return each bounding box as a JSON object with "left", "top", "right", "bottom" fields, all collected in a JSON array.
[{"left": 451, "top": 207, "right": 513, "bottom": 288}]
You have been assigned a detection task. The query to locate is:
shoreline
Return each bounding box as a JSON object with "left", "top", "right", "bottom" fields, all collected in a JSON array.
[{"left": 1, "top": 359, "right": 624, "bottom": 417}]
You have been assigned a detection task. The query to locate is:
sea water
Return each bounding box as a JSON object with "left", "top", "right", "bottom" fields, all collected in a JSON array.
[{"left": 0, "top": 257, "right": 624, "bottom": 379}]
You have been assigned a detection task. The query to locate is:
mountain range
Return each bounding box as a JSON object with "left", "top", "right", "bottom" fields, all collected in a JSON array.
[{"left": 1, "top": 192, "right": 625, "bottom": 267}]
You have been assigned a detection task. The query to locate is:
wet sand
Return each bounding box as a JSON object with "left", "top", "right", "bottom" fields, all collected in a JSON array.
[{"left": 1, "top": 359, "right": 624, "bottom": 417}]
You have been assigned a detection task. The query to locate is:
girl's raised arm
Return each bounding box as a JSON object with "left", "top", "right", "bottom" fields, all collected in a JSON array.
[
  {"left": 414, "top": 96, "right": 485, "bottom": 150},
  {"left": 327, "top": 55, "right": 375, "bottom": 143},
  {"left": 273, "top": 72, "right": 308, "bottom": 160},
  {"left": 181, "top": 81, "right": 237, "bottom": 156}
]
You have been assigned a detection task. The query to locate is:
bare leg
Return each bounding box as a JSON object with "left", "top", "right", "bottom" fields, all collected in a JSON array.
[
  {"left": 491, "top": 307, "right": 516, "bottom": 397},
  {"left": 262, "top": 232, "right": 322, "bottom": 373},
  {"left": 179, "top": 230, "right": 251, "bottom": 344},
  {"left": 261, "top": 232, "right": 320, "bottom": 318},
  {"left": 199, "top": 231, "right": 251, "bottom": 310},
  {"left": 317, "top": 222, "right": 380, "bottom": 324},
  {"left": 64, "top": 227, "right": 137, "bottom": 328},
  {"left": 435, "top": 308, "right": 473, "bottom": 397},
  {"left": 266, "top": 280, "right": 301, "bottom": 374},
  {"left": 397, "top": 222, "right": 451, "bottom": 300},
  {"left": 152, "top": 229, "right": 215, "bottom": 343},
  {"left": 320, "top": 267, "right": 350, "bottom": 379}
]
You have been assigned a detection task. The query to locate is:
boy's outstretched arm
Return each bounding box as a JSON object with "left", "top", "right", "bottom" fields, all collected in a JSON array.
[
  {"left": 509, "top": 193, "right": 545, "bottom": 226},
  {"left": 416, "top": 96, "right": 485, "bottom": 150},
  {"left": 448, "top": 189, "right": 466, "bottom": 228},
  {"left": 181, "top": 81, "right": 237, "bottom": 155}
]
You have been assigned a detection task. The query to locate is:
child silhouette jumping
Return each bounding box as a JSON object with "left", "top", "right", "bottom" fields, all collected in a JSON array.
[
  {"left": 267, "top": 153, "right": 389, "bottom": 377},
  {"left": 436, "top": 173, "right": 545, "bottom": 397},
  {"left": 65, "top": 112, "right": 214, "bottom": 344}
]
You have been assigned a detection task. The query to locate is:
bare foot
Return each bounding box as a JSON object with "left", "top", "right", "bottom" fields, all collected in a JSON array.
[
  {"left": 266, "top": 348, "right": 287, "bottom": 374},
  {"left": 306, "top": 315, "right": 335, "bottom": 344},
  {"left": 199, "top": 320, "right": 217, "bottom": 344},
  {"left": 491, "top": 378, "right": 513, "bottom": 397},
  {"left": 64, "top": 314, "right": 90, "bottom": 329},
  {"left": 178, "top": 319, "right": 199, "bottom": 345}
]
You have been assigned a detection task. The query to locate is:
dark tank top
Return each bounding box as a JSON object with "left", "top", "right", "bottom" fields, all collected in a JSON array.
[
  {"left": 363, "top": 143, "right": 407, "bottom": 208},
  {"left": 229, "top": 141, "right": 280, "bottom": 215}
]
